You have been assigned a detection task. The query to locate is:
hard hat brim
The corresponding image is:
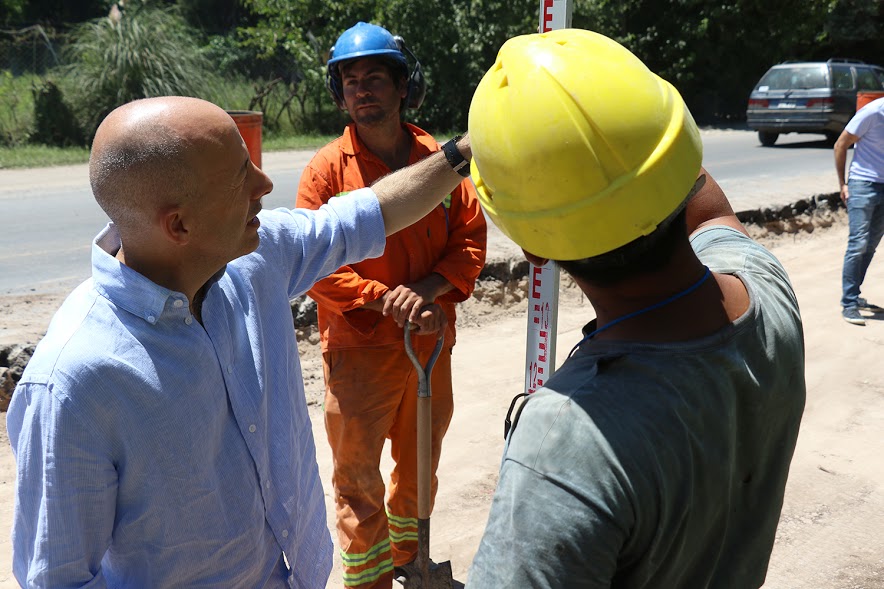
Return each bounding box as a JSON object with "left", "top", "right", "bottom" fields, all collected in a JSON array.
[{"left": 328, "top": 49, "right": 406, "bottom": 67}]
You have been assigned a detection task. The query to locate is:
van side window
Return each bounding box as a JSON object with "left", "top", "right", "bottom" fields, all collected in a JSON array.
[
  {"left": 856, "top": 68, "right": 884, "bottom": 91},
  {"left": 832, "top": 66, "right": 853, "bottom": 90}
]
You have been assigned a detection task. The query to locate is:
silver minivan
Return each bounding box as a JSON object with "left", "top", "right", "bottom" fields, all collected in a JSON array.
[{"left": 746, "top": 58, "right": 884, "bottom": 146}]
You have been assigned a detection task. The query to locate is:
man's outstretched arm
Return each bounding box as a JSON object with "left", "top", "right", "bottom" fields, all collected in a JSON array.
[{"left": 373, "top": 135, "right": 472, "bottom": 236}]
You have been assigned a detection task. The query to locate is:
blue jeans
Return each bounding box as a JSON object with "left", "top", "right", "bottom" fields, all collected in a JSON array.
[{"left": 842, "top": 179, "right": 884, "bottom": 308}]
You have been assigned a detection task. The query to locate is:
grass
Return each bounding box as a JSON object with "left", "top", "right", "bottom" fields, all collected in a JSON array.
[
  {"left": 0, "top": 134, "right": 339, "bottom": 170},
  {"left": 0, "top": 71, "right": 38, "bottom": 149},
  {"left": 263, "top": 133, "right": 338, "bottom": 151},
  {"left": 0, "top": 144, "right": 90, "bottom": 169}
]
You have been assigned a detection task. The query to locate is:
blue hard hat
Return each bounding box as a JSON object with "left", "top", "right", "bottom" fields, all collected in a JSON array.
[
  {"left": 325, "top": 22, "right": 426, "bottom": 111},
  {"left": 327, "top": 22, "right": 406, "bottom": 68}
]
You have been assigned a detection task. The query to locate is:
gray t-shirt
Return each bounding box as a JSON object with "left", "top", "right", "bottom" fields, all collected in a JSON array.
[{"left": 466, "top": 226, "right": 805, "bottom": 589}]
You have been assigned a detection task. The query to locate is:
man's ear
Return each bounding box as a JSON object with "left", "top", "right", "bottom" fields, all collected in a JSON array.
[
  {"left": 522, "top": 249, "right": 548, "bottom": 267},
  {"left": 158, "top": 206, "right": 189, "bottom": 246}
]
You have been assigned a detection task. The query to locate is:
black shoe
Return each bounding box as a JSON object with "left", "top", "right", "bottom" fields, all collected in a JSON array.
[{"left": 394, "top": 561, "right": 415, "bottom": 585}]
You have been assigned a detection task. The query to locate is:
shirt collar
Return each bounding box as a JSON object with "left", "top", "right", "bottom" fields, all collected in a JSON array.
[
  {"left": 340, "top": 122, "right": 440, "bottom": 160},
  {"left": 91, "top": 223, "right": 183, "bottom": 325}
]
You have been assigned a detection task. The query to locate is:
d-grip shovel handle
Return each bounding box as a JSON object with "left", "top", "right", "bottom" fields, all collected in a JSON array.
[
  {"left": 404, "top": 322, "right": 445, "bottom": 397},
  {"left": 404, "top": 324, "right": 444, "bottom": 520}
]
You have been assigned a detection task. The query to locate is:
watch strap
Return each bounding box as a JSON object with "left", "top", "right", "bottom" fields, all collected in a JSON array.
[{"left": 442, "top": 135, "right": 470, "bottom": 177}]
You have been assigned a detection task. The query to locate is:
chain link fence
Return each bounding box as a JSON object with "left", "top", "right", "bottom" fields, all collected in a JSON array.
[
  {"left": 0, "top": 25, "right": 64, "bottom": 74},
  {"left": 0, "top": 25, "right": 68, "bottom": 146}
]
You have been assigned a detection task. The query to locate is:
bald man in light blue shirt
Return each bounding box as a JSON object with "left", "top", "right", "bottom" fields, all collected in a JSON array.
[{"left": 7, "top": 96, "right": 473, "bottom": 588}]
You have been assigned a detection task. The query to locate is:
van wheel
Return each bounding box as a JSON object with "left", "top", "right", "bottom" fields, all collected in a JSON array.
[
  {"left": 758, "top": 131, "right": 779, "bottom": 146},
  {"left": 824, "top": 131, "right": 839, "bottom": 146}
]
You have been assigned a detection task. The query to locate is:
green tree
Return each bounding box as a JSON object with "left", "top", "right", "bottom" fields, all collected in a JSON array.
[
  {"left": 572, "top": 0, "right": 835, "bottom": 120},
  {"left": 232, "top": 0, "right": 386, "bottom": 132},
  {"left": 824, "top": 0, "right": 883, "bottom": 62},
  {"left": 1, "top": 0, "right": 29, "bottom": 25},
  {"left": 379, "top": 0, "right": 535, "bottom": 131},
  {"left": 61, "top": 1, "right": 216, "bottom": 139},
  {"left": 233, "top": 0, "right": 537, "bottom": 132},
  {"left": 177, "top": 0, "right": 249, "bottom": 34},
  {"left": 4, "top": 0, "right": 109, "bottom": 26}
]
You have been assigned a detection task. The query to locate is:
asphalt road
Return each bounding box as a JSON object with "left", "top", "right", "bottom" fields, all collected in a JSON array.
[{"left": 0, "top": 128, "right": 844, "bottom": 295}]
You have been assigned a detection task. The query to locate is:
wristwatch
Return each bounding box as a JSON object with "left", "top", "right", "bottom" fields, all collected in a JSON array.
[{"left": 442, "top": 135, "right": 471, "bottom": 177}]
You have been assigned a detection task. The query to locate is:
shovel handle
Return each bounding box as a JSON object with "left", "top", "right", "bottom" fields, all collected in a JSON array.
[
  {"left": 404, "top": 323, "right": 445, "bottom": 398},
  {"left": 404, "top": 324, "right": 445, "bottom": 520}
]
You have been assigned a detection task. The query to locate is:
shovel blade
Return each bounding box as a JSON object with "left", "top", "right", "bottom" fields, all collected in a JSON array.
[{"left": 399, "top": 559, "right": 454, "bottom": 589}]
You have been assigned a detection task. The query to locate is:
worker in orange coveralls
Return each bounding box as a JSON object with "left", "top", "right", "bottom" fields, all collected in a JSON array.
[{"left": 295, "top": 22, "right": 487, "bottom": 589}]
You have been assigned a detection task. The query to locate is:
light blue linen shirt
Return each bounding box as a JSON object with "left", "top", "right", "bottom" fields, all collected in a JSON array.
[{"left": 7, "top": 189, "right": 386, "bottom": 588}]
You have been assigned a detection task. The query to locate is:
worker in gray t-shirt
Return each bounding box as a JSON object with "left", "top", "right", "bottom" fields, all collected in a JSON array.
[{"left": 465, "top": 29, "right": 805, "bottom": 588}]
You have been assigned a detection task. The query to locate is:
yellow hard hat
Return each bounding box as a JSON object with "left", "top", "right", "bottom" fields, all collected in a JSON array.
[{"left": 468, "top": 29, "right": 702, "bottom": 260}]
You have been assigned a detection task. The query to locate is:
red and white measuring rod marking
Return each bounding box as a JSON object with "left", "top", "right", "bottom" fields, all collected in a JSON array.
[
  {"left": 524, "top": 0, "right": 573, "bottom": 395},
  {"left": 539, "top": 0, "right": 573, "bottom": 32}
]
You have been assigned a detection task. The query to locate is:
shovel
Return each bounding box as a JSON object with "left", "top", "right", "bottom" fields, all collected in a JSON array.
[{"left": 402, "top": 323, "right": 454, "bottom": 589}]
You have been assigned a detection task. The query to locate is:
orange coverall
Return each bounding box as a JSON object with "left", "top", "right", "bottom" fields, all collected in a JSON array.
[{"left": 296, "top": 123, "right": 487, "bottom": 588}]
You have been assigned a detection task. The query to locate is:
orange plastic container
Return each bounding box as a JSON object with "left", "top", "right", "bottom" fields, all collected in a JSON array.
[
  {"left": 856, "top": 91, "right": 884, "bottom": 111},
  {"left": 226, "top": 110, "right": 263, "bottom": 169}
]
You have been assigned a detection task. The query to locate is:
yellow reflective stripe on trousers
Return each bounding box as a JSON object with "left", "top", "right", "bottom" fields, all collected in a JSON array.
[
  {"left": 342, "top": 558, "right": 394, "bottom": 587},
  {"left": 389, "top": 528, "right": 418, "bottom": 543},
  {"left": 386, "top": 510, "right": 418, "bottom": 530},
  {"left": 340, "top": 537, "right": 391, "bottom": 567}
]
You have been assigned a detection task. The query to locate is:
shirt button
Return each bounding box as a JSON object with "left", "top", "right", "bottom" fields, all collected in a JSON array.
[
  {"left": 227, "top": 365, "right": 233, "bottom": 374},
  {"left": 282, "top": 530, "right": 289, "bottom": 538},
  {"left": 185, "top": 316, "right": 193, "bottom": 325},
  {"left": 173, "top": 299, "right": 184, "bottom": 308},
  {"left": 249, "top": 424, "right": 256, "bottom": 433},
  {"left": 146, "top": 315, "right": 156, "bottom": 324},
  {"left": 265, "top": 480, "right": 270, "bottom": 489}
]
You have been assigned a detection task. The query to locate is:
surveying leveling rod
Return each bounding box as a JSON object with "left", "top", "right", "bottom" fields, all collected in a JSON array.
[{"left": 523, "top": 0, "right": 573, "bottom": 396}]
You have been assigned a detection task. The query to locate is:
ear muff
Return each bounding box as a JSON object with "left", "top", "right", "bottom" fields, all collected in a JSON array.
[
  {"left": 326, "top": 51, "right": 345, "bottom": 109},
  {"left": 394, "top": 35, "right": 426, "bottom": 110},
  {"left": 325, "top": 34, "right": 426, "bottom": 111}
]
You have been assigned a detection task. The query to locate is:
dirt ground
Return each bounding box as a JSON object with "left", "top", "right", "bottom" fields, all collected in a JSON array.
[{"left": 1, "top": 210, "right": 884, "bottom": 588}]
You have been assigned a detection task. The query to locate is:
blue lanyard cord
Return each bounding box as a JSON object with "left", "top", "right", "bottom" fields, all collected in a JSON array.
[{"left": 568, "top": 266, "right": 712, "bottom": 358}]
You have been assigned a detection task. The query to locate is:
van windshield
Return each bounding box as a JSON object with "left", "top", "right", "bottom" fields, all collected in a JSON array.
[{"left": 758, "top": 65, "right": 828, "bottom": 90}]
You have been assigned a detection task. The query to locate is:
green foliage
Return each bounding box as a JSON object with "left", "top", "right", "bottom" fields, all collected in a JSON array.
[
  {"left": 230, "top": 0, "right": 370, "bottom": 133},
  {"left": 233, "top": 0, "right": 537, "bottom": 133},
  {"left": 826, "top": 0, "right": 881, "bottom": 55},
  {"left": 61, "top": 1, "right": 217, "bottom": 138},
  {"left": 0, "top": 70, "right": 34, "bottom": 145},
  {"left": 201, "top": 71, "right": 257, "bottom": 112},
  {"left": 380, "top": 0, "right": 536, "bottom": 131},
  {"left": 31, "top": 79, "right": 83, "bottom": 146},
  {"left": 1, "top": 0, "right": 29, "bottom": 25},
  {"left": 4, "top": 0, "right": 108, "bottom": 26},
  {"left": 177, "top": 0, "right": 246, "bottom": 34},
  {"left": 3, "top": 0, "right": 883, "bottom": 152},
  {"left": 571, "top": 0, "right": 849, "bottom": 119}
]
